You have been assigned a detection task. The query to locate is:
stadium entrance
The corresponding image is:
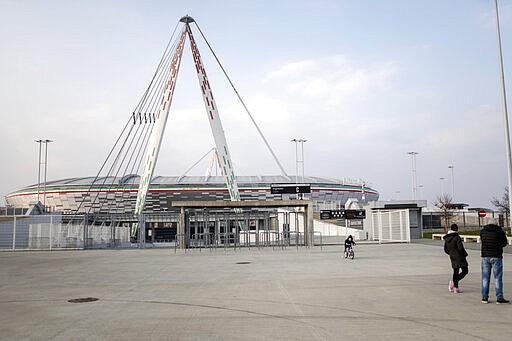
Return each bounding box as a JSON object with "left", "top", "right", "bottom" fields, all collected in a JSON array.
[
  {"left": 1, "top": 199, "right": 313, "bottom": 250},
  {"left": 172, "top": 199, "right": 314, "bottom": 248}
]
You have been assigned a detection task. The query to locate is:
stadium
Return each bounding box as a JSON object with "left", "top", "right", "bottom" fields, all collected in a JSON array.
[
  {"left": 4, "top": 175, "right": 378, "bottom": 246},
  {"left": 3, "top": 17, "right": 382, "bottom": 247},
  {"left": 5, "top": 175, "right": 379, "bottom": 214}
]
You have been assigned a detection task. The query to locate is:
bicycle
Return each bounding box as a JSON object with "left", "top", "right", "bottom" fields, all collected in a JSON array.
[{"left": 344, "top": 246, "right": 354, "bottom": 259}]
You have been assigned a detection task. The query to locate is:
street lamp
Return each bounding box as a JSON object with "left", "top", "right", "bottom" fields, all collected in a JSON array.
[
  {"left": 35, "top": 140, "right": 43, "bottom": 202},
  {"left": 448, "top": 165, "right": 455, "bottom": 201},
  {"left": 439, "top": 177, "right": 445, "bottom": 195},
  {"left": 36, "top": 139, "right": 53, "bottom": 210},
  {"left": 407, "top": 152, "right": 419, "bottom": 199},
  {"left": 291, "top": 138, "right": 307, "bottom": 184},
  {"left": 494, "top": 0, "right": 512, "bottom": 223},
  {"left": 418, "top": 184, "right": 424, "bottom": 200}
]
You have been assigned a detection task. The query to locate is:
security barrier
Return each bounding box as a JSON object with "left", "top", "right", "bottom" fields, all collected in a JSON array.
[{"left": 1, "top": 211, "right": 315, "bottom": 250}]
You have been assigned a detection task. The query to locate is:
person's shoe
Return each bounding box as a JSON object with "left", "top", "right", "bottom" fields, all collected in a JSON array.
[
  {"left": 453, "top": 287, "right": 461, "bottom": 293},
  {"left": 496, "top": 298, "right": 510, "bottom": 304},
  {"left": 481, "top": 298, "right": 489, "bottom": 304},
  {"left": 448, "top": 280, "right": 454, "bottom": 292}
]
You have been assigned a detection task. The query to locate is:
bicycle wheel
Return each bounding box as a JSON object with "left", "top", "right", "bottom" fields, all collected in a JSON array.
[{"left": 349, "top": 250, "right": 354, "bottom": 259}]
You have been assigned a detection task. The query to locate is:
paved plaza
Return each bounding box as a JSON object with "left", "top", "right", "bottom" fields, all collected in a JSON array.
[{"left": 1, "top": 241, "right": 511, "bottom": 340}]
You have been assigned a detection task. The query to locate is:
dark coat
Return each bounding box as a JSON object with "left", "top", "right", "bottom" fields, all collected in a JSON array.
[
  {"left": 443, "top": 232, "right": 468, "bottom": 268},
  {"left": 480, "top": 224, "right": 508, "bottom": 258}
]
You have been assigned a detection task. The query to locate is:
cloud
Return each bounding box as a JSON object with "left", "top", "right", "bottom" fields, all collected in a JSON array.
[
  {"left": 265, "top": 60, "right": 317, "bottom": 79},
  {"left": 188, "top": 55, "right": 403, "bottom": 179},
  {"left": 264, "top": 56, "right": 398, "bottom": 109}
]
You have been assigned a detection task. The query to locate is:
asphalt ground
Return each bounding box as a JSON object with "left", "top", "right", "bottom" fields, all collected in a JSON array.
[{"left": 1, "top": 240, "right": 511, "bottom": 341}]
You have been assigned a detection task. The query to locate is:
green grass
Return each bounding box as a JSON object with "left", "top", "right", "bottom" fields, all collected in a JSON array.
[{"left": 422, "top": 231, "right": 436, "bottom": 239}]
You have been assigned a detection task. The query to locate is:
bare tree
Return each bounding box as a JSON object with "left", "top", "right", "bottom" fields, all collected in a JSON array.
[
  {"left": 434, "top": 194, "right": 454, "bottom": 233},
  {"left": 491, "top": 186, "right": 509, "bottom": 229},
  {"left": 491, "top": 186, "right": 509, "bottom": 214}
]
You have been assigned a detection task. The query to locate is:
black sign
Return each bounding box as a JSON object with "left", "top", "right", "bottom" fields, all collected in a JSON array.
[
  {"left": 270, "top": 184, "right": 311, "bottom": 194},
  {"left": 319, "top": 209, "right": 366, "bottom": 220},
  {"left": 320, "top": 210, "right": 333, "bottom": 219},
  {"left": 320, "top": 209, "right": 345, "bottom": 219},
  {"left": 345, "top": 209, "right": 366, "bottom": 219}
]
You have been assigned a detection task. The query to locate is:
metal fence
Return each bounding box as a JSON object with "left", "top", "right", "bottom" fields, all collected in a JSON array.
[
  {"left": 0, "top": 214, "right": 132, "bottom": 250},
  {"left": 1, "top": 211, "right": 314, "bottom": 251},
  {"left": 422, "top": 211, "right": 504, "bottom": 231}
]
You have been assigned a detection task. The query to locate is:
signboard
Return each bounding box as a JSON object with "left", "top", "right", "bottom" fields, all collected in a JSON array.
[
  {"left": 319, "top": 209, "right": 366, "bottom": 220},
  {"left": 320, "top": 210, "right": 345, "bottom": 219},
  {"left": 320, "top": 210, "right": 333, "bottom": 219},
  {"left": 270, "top": 184, "right": 311, "bottom": 195},
  {"left": 478, "top": 209, "right": 486, "bottom": 218},
  {"left": 345, "top": 209, "right": 366, "bottom": 219}
]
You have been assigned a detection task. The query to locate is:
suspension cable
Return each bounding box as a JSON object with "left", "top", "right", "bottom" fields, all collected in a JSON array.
[
  {"left": 194, "top": 22, "right": 289, "bottom": 178},
  {"left": 76, "top": 23, "right": 183, "bottom": 215}
]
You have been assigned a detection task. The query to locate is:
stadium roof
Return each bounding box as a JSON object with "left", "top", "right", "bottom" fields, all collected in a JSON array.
[{"left": 16, "top": 175, "right": 372, "bottom": 191}]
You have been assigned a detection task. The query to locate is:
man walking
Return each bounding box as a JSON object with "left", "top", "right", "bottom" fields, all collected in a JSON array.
[{"left": 480, "top": 218, "right": 509, "bottom": 304}]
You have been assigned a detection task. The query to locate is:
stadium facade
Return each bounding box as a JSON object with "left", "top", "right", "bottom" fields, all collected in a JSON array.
[{"left": 6, "top": 175, "right": 379, "bottom": 214}]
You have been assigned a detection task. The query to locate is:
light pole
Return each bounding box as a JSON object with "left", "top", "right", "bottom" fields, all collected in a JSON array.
[
  {"left": 407, "top": 152, "right": 419, "bottom": 199},
  {"left": 35, "top": 140, "right": 43, "bottom": 202},
  {"left": 300, "top": 139, "right": 306, "bottom": 183},
  {"left": 42, "top": 139, "right": 53, "bottom": 209},
  {"left": 494, "top": 0, "right": 512, "bottom": 224},
  {"left": 291, "top": 138, "right": 307, "bottom": 183},
  {"left": 291, "top": 139, "right": 298, "bottom": 184},
  {"left": 439, "top": 177, "right": 445, "bottom": 195},
  {"left": 448, "top": 165, "right": 455, "bottom": 201},
  {"left": 418, "top": 184, "right": 424, "bottom": 200}
]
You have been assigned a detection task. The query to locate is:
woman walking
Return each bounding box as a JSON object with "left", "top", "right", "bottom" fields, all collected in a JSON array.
[{"left": 443, "top": 224, "right": 469, "bottom": 293}]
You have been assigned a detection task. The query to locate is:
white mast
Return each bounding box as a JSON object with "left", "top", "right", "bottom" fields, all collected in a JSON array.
[
  {"left": 132, "top": 17, "right": 242, "bottom": 238},
  {"left": 184, "top": 17, "right": 241, "bottom": 202}
]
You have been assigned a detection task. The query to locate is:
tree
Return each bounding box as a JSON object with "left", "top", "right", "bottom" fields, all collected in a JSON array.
[
  {"left": 491, "top": 186, "right": 509, "bottom": 229},
  {"left": 434, "top": 194, "right": 454, "bottom": 232},
  {"left": 491, "top": 186, "right": 509, "bottom": 214}
]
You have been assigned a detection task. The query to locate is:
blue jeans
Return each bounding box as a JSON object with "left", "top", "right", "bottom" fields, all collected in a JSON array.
[{"left": 481, "top": 257, "right": 504, "bottom": 299}]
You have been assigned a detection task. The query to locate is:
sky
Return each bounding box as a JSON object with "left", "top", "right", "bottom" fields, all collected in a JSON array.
[{"left": 1, "top": 0, "right": 512, "bottom": 209}]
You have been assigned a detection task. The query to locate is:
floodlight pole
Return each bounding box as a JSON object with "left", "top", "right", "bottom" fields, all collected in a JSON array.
[
  {"left": 291, "top": 138, "right": 307, "bottom": 184},
  {"left": 291, "top": 139, "right": 299, "bottom": 184},
  {"left": 494, "top": 0, "right": 512, "bottom": 226},
  {"left": 300, "top": 139, "right": 307, "bottom": 183},
  {"left": 407, "top": 152, "right": 419, "bottom": 200},
  {"left": 448, "top": 165, "right": 455, "bottom": 201},
  {"left": 42, "top": 139, "right": 53, "bottom": 210},
  {"left": 35, "top": 140, "right": 43, "bottom": 202}
]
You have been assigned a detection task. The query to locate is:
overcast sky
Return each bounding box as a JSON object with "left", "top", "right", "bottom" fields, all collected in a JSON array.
[{"left": 1, "top": 0, "right": 512, "bottom": 208}]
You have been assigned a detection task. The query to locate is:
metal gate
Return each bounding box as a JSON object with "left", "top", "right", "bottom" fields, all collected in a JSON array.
[
  {"left": 371, "top": 209, "right": 410, "bottom": 243},
  {"left": 1, "top": 210, "right": 306, "bottom": 250}
]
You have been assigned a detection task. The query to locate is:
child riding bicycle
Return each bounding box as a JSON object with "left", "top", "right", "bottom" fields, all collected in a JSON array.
[{"left": 344, "top": 235, "right": 356, "bottom": 253}]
